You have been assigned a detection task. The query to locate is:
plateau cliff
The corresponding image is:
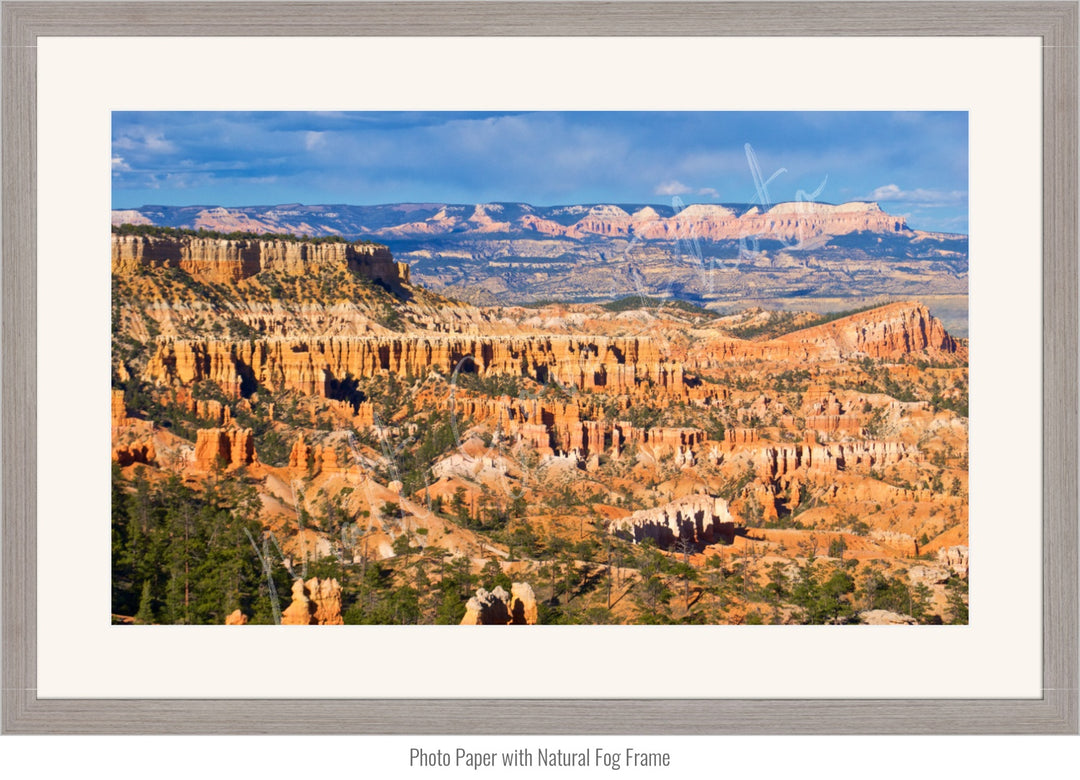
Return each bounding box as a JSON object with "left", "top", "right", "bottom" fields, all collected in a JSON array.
[
  {"left": 112, "top": 233, "right": 409, "bottom": 287},
  {"left": 777, "top": 301, "right": 959, "bottom": 359},
  {"left": 690, "top": 302, "right": 965, "bottom": 366}
]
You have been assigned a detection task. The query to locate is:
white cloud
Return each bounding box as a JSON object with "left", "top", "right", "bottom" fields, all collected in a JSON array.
[
  {"left": 655, "top": 180, "right": 691, "bottom": 196},
  {"left": 870, "top": 183, "right": 903, "bottom": 200},
  {"left": 870, "top": 183, "right": 966, "bottom": 206},
  {"left": 111, "top": 155, "right": 130, "bottom": 172},
  {"left": 697, "top": 187, "right": 720, "bottom": 199},
  {"left": 144, "top": 133, "right": 175, "bottom": 152},
  {"left": 304, "top": 131, "right": 326, "bottom": 151},
  {"left": 114, "top": 129, "right": 176, "bottom": 154}
]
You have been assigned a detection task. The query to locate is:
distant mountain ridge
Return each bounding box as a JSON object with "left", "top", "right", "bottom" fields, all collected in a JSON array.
[
  {"left": 112, "top": 200, "right": 963, "bottom": 246},
  {"left": 112, "top": 200, "right": 968, "bottom": 330}
]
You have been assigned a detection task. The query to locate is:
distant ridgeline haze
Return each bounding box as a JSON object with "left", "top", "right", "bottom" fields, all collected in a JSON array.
[{"left": 113, "top": 200, "right": 969, "bottom": 334}]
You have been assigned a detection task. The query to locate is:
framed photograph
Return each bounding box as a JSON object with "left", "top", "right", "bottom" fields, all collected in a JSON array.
[{"left": 3, "top": 1, "right": 1076, "bottom": 734}]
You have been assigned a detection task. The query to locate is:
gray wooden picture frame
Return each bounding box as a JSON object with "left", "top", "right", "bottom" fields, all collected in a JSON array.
[{"left": 2, "top": 1, "right": 1077, "bottom": 735}]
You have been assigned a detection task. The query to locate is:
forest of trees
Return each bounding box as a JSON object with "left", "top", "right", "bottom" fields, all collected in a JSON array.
[
  {"left": 113, "top": 457, "right": 966, "bottom": 627},
  {"left": 113, "top": 465, "right": 481, "bottom": 625},
  {"left": 112, "top": 465, "right": 276, "bottom": 624}
]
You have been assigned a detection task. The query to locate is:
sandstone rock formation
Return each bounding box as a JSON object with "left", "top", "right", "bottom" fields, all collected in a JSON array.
[
  {"left": 608, "top": 494, "right": 737, "bottom": 549},
  {"left": 112, "top": 439, "right": 156, "bottom": 467},
  {"left": 691, "top": 303, "right": 964, "bottom": 367},
  {"left": 112, "top": 234, "right": 408, "bottom": 287},
  {"left": 192, "top": 427, "right": 256, "bottom": 472},
  {"left": 779, "top": 301, "right": 960, "bottom": 360},
  {"left": 280, "top": 577, "right": 344, "bottom": 625},
  {"left": 869, "top": 529, "right": 919, "bottom": 558},
  {"left": 937, "top": 545, "right": 969, "bottom": 577},
  {"left": 460, "top": 583, "right": 539, "bottom": 625},
  {"left": 858, "top": 609, "right": 918, "bottom": 625},
  {"left": 313, "top": 445, "right": 344, "bottom": 474},
  {"left": 195, "top": 399, "right": 230, "bottom": 426},
  {"left": 908, "top": 565, "right": 951, "bottom": 587},
  {"left": 510, "top": 582, "right": 539, "bottom": 625},
  {"left": 225, "top": 609, "right": 248, "bottom": 625},
  {"left": 306, "top": 577, "right": 344, "bottom": 625},
  {"left": 724, "top": 427, "right": 760, "bottom": 448},
  {"left": 625, "top": 201, "right": 906, "bottom": 244},
  {"left": 289, "top": 435, "right": 313, "bottom": 472},
  {"left": 757, "top": 440, "right": 912, "bottom": 483},
  {"left": 144, "top": 334, "right": 687, "bottom": 402},
  {"left": 801, "top": 387, "right": 865, "bottom": 436},
  {"left": 111, "top": 388, "right": 128, "bottom": 429},
  {"left": 111, "top": 390, "right": 160, "bottom": 465},
  {"left": 280, "top": 579, "right": 316, "bottom": 625}
]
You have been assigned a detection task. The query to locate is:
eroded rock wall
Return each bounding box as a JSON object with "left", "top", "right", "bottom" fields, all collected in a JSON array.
[
  {"left": 460, "top": 583, "right": 538, "bottom": 625},
  {"left": 609, "top": 494, "right": 737, "bottom": 549},
  {"left": 691, "top": 303, "right": 964, "bottom": 367},
  {"left": 112, "top": 234, "right": 407, "bottom": 286},
  {"left": 192, "top": 427, "right": 256, "bottom": 472},
  {"left": 145, "top": 334, "right": 686, "bottom": 400},
  {"left": 757, "top": 441, "right": 912, "bottom": 481},
  {"left": 778, "top": 302, "right": 960, "bottom": 359}
]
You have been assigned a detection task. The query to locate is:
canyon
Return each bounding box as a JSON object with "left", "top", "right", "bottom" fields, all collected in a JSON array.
[{"left": 111, "top": 228, "right": 969, "bottom": 627}]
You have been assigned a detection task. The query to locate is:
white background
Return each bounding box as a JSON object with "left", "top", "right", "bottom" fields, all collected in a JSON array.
[{"left": 3, "top": 12, "right": 1077, "bottom": 779}]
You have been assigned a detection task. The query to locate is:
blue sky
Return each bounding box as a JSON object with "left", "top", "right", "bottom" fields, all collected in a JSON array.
[{"left": 112, "top": 111, "right": 968, "bottom": 233}]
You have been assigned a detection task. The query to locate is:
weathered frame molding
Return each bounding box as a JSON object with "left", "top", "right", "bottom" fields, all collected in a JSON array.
[{"left": 2, "top": 1, "right": 1077, "bottom": 734}]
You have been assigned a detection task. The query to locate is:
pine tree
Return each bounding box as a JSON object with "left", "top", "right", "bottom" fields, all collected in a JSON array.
[{"left": 135, "top": 581, "right": 155, "bottom": 624}]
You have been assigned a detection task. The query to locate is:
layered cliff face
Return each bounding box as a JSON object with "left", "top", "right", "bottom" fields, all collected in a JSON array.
[
  {"left": 429, "top": 392, "right": 707, "bottom": 464},
  {"left": 737, "top": 201, "right": 906, "bottom": 242},
  {"left": 143, "top": 334, "right": 686, "bottom": 399},
  {"left": 757, "top": 441, "right": 913, "bottom": 482},
  {"left": 621, "top": 201, "right": 905, "bottom": 244},
  {"left": 386, "top": 199, "right": 906, "bottom": 244},
  {"left": 689, "top": 301, "right": 965, "bottom": 366},
  {"left": 112, "top": 234, "right": 408, "bottom": 287},
  {"left": 609, "top": 494, "right": 737, "bottom": 549},
  {"left": 778, "top": 301, "right": 960, "bottom": 359}
]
